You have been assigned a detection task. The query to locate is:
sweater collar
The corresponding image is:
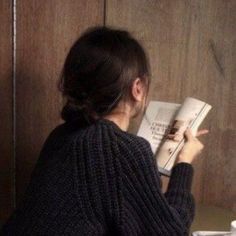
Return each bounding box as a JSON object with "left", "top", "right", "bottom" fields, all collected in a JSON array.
[{"left": 96, "top": 118, "right": 123, "bottom": 131}]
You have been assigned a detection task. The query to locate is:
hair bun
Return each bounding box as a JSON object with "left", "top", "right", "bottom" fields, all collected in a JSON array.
[{"left": 61, "top": 98, "right": 96, "bottom": 125}]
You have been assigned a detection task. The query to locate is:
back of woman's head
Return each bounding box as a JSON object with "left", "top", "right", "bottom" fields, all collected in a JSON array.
[{"left": 58, "top": 26, "right": 151, "bottom": 126}]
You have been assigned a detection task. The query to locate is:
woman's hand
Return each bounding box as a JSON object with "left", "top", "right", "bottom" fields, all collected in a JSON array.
[{"left": 175, "top": 127, "right": 209, "bottom": 164}]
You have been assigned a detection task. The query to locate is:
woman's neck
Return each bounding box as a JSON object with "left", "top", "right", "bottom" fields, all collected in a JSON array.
[{"left": 102, "top": 113, "right": 130, "bottom": 132}]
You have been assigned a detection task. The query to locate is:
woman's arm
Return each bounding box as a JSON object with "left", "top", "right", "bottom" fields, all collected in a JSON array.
[{"left": 117, "top": 134, "right": 195, "bottom": 236}]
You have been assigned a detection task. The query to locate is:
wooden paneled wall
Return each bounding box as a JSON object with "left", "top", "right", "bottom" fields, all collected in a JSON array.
[
  {"left": 0, "top": 0, "right": 235, "bottom": 225},
  {"left": 111, "top": 0, "right": 236, "bottom": 212},
  {"left": 15, "top": 0, "right": 104, "bottom": 206},
  {"left": 0, "top": 0, "right": 104, "bottom": 224},
  {"left": 0, "top": 1, "right": 13, "bottom": 224}
]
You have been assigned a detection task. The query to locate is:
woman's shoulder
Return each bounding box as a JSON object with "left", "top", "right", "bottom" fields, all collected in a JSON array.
[
  {"left": 90, "top": 118, "right": 153, "bottom": 157},
  {"left": 47, "top": 118, "right": 152, "bottom": 158},
  {"left": 94, "top": 118, "right": 150, "bottom": 144}
]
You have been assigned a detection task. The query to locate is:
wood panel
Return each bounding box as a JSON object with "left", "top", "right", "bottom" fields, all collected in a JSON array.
[
  {"left": 106, "top": 0, "right": 236, "bottom": 212},
  {"left": 0, "top": 1, "right": 14, "bottom": 224},
  {"left": 16, "top": 0, "right": 104, "bottom": 205}
]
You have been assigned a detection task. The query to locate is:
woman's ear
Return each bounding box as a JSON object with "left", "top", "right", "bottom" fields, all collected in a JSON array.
[{"left": 131, "top": 77, "right": 145, "bottom": 102}]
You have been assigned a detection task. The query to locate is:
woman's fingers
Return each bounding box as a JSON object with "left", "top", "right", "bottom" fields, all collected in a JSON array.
[
  {"left": 184, "top": 128, "right": 209, "bottom": 141},
  {"left": 168, "top": 128, "right": 209, "bottom": 141},
  {"left": 184, "top": 127, "right": 193, "bottom": 140},
  {"left": 195, "top": 129, "right": 209, "bottom": 137}
]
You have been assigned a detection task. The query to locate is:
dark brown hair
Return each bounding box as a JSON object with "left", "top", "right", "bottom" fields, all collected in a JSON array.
[{"left": 58, "top": 26, "right": 151, "bottom": 125}]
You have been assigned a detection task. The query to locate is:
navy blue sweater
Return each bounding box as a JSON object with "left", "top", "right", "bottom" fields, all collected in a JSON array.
[{"left": 1, "top": 118, "right": 195, "bottom": 235}]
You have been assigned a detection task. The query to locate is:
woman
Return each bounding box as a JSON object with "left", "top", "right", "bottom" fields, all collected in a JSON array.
[{"left": 1, "top": 26, "right": 209, "bottom": 235}]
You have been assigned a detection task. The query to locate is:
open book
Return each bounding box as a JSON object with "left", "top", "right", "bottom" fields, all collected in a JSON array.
[{"left": 137, "top": 97, "right": 212, "bottom": 176}]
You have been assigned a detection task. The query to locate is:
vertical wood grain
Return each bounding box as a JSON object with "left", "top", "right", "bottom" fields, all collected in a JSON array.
[
  {"left": 0, "top": 1, "right": 13, "bottom": 223},
  {"left": 16, "top": 0, "right": 104, "bottom": 206},
  {"left": 106, "top": 0, "right": 236, "bottom": 212},
  {"left": 198, "top": 0, "right": 236, "bottom": 212}
]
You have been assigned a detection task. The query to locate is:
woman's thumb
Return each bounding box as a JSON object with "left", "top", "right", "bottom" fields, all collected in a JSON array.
[{"left": 184, "top": 127, "right": 194, "bottom": 141}]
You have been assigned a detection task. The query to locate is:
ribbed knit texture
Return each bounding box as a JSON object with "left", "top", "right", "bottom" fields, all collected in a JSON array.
[{"left": 1, "top": 118, "right": 195, "bottom": 235}]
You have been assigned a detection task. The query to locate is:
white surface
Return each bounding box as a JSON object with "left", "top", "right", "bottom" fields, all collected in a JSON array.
[
  {"left": 192, "top": 231, "right": 230, "bottom": 236},
  {"left": 231, "top": 220, "right": 236, "bottom": 234}
]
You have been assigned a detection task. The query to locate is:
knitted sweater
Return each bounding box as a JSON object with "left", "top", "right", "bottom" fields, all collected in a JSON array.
[{"left": 1, "top": 117, "right": 195, "bottom": 236}]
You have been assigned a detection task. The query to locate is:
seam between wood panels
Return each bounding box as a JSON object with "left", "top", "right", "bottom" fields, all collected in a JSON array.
[
  {"left": 103, "top": 0, "right": 106, "bottom": 26},
  {"left": 12, "top": 0, "right": 16, "bottom": 209}
]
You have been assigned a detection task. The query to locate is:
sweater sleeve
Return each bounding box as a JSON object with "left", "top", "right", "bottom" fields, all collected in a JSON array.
[{"left": 118, "top": 135, "right": 195, "bottom": 236}]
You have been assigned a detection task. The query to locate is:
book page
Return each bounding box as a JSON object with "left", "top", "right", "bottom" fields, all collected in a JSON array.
[{"left": 137, "top": 101, "right": 181, "bottom": 154}]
